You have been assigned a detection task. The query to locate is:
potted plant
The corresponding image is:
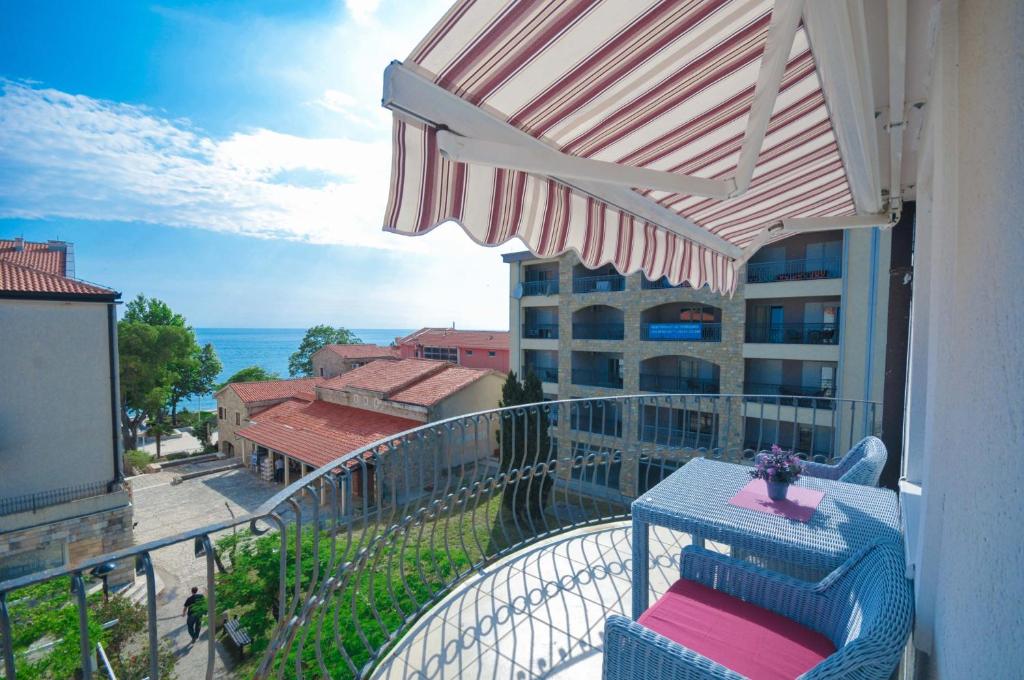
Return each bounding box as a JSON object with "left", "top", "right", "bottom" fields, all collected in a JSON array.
[{"left": 750, "top": 445, "right": 803, "bottom": 501}]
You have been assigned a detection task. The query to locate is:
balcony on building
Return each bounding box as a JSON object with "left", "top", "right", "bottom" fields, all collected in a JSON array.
[
  {"left": 571, "top": 351, "right": 623, "bottom": 389},
  {"left": 522, "top": 349, "right": 558, "bottom": 384},
  {"left": 742, "top": 416, "right": 836, "bottom": 459},
  {"left": 522, "top": 306, "right": 559, "bottom": 339},
  {"left": 572, "top": 305, "right": 624, "bottom": 340},
  {"left": 745, "top": 298, "right": 840, "bottom": 345},
  {"left": 638, "top": 355, "right": 720, "bottom": 394},
  {"left": 572, "top": 263, "right": 625, "bottom": 294},
  {"left": 640, "top": 303, "right": 722, "bottom": 342},
  {"left": 521, "top": 261, "right": 560, "bottom": 296},
  {"left": 745, "top": 230, "right": 843, "bottom": 284},
  {"left": 744, "top": 358, "right": 837, "bottom": 408},
  {"left": 640, "top": 274, "right": 691, "bottom": 290}
]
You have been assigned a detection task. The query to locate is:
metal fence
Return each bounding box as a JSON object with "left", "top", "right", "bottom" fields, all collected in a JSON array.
[
  {"left": 571, "top": 369, "right": 624, "bottom": 388},
  {"left": 640, "top": 277, "right": 691, "bottom": 290},
  {"left": 745, "top": 322, "right": 839, "bottom": 345},
  {"left": 0, "top": 480, "right": 111, "bottom": 517},
  {"left": 522, "top": 279, "right": 559, "bottom": 296},
  {"left": 522, "top": 323, "right": 559, "bottom": 339},
  {"left": 572, "top": 274, "right": 625, "bottom": 293},
  {"left": 523, "top": 365, "right": 558, "bottom": 383},
  {"left": 745, "top": 256, "right": 842, "bottom": 284},
  {"left": 639, "top": 374, "right": 720, "bottom": 394},
  {"left": 572, "top": 322, "right": 625, "bottom": 340},
  {"left": 0, "top": 394, "right": 881, "bottom": 680}
]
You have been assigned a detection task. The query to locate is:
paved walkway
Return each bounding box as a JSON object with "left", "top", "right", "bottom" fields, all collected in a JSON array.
[{"left": 130, "top": 464, "right": 284, "bottom": 677}]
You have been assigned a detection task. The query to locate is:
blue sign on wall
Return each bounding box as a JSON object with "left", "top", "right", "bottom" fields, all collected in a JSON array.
[{"left": 648, "top": 322, "right": 703, "bottom": 340}]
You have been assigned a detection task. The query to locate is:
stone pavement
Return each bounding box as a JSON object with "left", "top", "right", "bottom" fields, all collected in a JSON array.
[{"left": 129, "top": 465, "right": 283, "bottom": 677}]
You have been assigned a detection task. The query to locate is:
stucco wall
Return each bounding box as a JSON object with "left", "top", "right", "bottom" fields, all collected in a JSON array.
[
  {"left": 909, "top": 2, "right": 1024, "bottom": 677},
  {"left": 0, "top": 299, "right": 117, "bottom": 499}
]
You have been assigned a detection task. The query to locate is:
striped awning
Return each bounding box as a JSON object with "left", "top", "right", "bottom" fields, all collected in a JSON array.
[{"left": 382, "top": 1, "right": 886, "bottom": 294}]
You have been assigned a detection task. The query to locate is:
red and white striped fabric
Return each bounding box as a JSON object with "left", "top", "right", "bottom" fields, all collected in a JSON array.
[{"left": 383, "top": 0, "right": 855, "bottom": 295}]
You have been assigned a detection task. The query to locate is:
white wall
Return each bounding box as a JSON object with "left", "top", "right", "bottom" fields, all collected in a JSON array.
[
  {"left": 908, "top": 1, "right": 1024, "bottom": 676},
  {"left": 0, "top": 299, "right": 117, "bottom": 501}
]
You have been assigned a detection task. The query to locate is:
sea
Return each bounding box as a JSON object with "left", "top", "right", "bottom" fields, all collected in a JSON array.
[{"left": 182, "top": 328, "right": 414, "bottom": 412}]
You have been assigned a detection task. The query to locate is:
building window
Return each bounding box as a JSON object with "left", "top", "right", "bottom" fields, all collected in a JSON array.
[
  {"left": 466, "top": 350, "right": 474, "bottom": 356},
  {"left": 488, "top": 351, "right": 496, "bottom": 357},
  {"left": 218, "top": 407, "right": 225, "bottom": 419},
  {"left": 319, "top": 367, "right": 324, "bottom": 376},
  {"left": 235, "top": 412, "right": 240, "bottom": 426},
  {"left": 423, "top": 346, "right": 458, "bottom": 363}
]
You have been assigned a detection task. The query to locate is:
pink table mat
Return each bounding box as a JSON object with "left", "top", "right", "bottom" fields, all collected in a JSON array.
[{"left": 728, "top": 480, "right": 824, "bottom": 523}]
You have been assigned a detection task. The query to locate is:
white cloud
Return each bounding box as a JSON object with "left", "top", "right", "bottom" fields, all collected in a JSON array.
[
  {"left": 345, "top": 0, "right": 383, "bottom": 25},
  {"left": 0, "top": 79, "right": 405, "bottom": 250},
  {"left": 313, "top": 89, "right": 389, "bottom": 130}
]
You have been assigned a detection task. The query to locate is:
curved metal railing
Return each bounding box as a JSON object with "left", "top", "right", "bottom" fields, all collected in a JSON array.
[{"left": 0, "top": 394, "right": 881, "bottom": 680}]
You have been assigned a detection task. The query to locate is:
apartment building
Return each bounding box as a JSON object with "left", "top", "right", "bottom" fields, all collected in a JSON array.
[
  {"left": 395, "top": 328, "right": 510, "bottom": 372},
  {"left": 0, "top": 239, "right": 134, "bottom": 585},
  {"left": 504, "top": 228, "right": 888, "bottom": 470}
]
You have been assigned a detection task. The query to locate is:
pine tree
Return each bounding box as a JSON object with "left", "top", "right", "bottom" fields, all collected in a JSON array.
[{"left": 498, "top": 371, "right": 553, "bottom": 518}]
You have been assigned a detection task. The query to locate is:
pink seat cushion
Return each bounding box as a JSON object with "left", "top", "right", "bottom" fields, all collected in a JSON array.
[{"left": 637, "top": 579, "right": 836, "bottom": 680}]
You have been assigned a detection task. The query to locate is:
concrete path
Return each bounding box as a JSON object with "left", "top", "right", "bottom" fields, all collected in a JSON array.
[{"left": 130, "top": 465, "right": 283, "bottom": 677}]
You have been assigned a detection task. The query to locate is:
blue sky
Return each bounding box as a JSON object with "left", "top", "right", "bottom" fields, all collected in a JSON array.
[{"left": 0, "top": 0, "right": 516, "bottom": 328}]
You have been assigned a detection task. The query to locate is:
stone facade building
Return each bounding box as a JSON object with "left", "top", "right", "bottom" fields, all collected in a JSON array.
[
  {"left": 310, "top": 343, "right": 399, "bottom": 379},
  {"left": 0, "top": 239, "right": 134, "bottom": 586},
  {"left": 214, "top": 377, "right": 325, "bottom": 457}
]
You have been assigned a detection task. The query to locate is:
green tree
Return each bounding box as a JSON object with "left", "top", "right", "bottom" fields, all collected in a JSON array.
[
  {"left": 123, "top": 293, "right": 186, "bottom": 327},
  {"left": 497, "top": 371, "right": 552, "bottom": 518},
  {"left": 288, "top": 325, "right": 362, "bottom": 376},
  {"left": 169, "top": 342, "right": 222, "bottom": 424},
  {"left": 218, "top": 365, "right": 280, "bottom": 389}
]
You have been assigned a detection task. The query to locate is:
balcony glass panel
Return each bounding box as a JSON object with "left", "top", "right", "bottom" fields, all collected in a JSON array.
[
  {"left": 524, "top": 364, "right": 558, "bottom": 383},
  {"left": 522, "top": 323, "right": 559, "bottom": 339},
  {"left": 745, "top": 322, "right": 838, "bottom": 344},
  {"left": 573, "top": 274, "right": 625, "bottom": 293},
  {"left": 639, "top": 374, "right": 719, "bottom": 394},
  {"left": 571, "top": 369, "right": 623, "bottom": 388},
  {"left": 572, "top": 322, "right": 625, "bottom": 340},
  {"left": 522, "top": 278, "right": 559, "bottom": 296}
]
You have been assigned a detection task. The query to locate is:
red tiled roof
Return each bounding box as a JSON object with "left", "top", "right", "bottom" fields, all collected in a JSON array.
[
  {"left": 318, "top": 343, "right": 399, "bottom": 360},
  {"left": 322, "top": 358, "right": 448, "bottom": 395},
  {"left": 320, "top": 358, "right": 495, "bottom": 407},
  {"left": 236, "top": 398, "right": 420, "bottom": 468},
  {"left": 0, "top": 239, "right": 66, "bottom": 276},
  {"left": 0, "top": 259, "right": 116, "bottom": 298},
  {"left": 224, "top": 377, "right": 326, "bottom": 404},
  {"left": 389, "top": 366, "right": 494, "bottom": 406},
  {"left": 396, "top": 328, "right": 509, "bottom": 351}
]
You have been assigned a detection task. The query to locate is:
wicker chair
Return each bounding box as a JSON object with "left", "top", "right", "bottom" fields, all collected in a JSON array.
[
  {"left": 801, "top": 436, "right": 888, "bottom": 486},
  {"left": 604, "top": 543, "right": 912, "bottom": 680}
]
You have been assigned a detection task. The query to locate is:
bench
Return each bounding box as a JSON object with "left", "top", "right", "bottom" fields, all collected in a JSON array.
[{"left": 222, "top": 618, "right": 251, "bottom": 658}]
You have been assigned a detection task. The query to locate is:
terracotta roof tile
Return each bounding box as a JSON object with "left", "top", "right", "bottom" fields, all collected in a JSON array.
[
  {"left": 321, "top": 359, "right": 448, "bottom": 395},
  {"left": 0, "top": 239, "right": 67, "bottom": 276},
  {"left": 236, "top": 399, "right": 420, "bottom": 468},
  {"left": 318, "top": 343, "right": 399, "bottom": 360},
  {"left": 226, "top": 377, "right": 326, "bottom": 404},
  {"left": 0, "top": 259, "right": 116, "bottom": 298},
  {"left": 396, "top": 328, "right": 509, "bottom": 351},
  {"left": 389, "top": 366, "right": 494, "bottom": 406}
]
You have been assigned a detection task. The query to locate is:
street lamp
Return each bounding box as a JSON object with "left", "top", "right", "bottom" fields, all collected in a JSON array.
[{"left": 89, "top": 561, "right": 118, "bottom": 601}]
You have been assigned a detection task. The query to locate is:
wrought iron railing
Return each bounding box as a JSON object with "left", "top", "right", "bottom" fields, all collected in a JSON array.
[
  {"left": 745, "top": 255, "right": 842, "bottom": 283},
  {"left": 522, "top": 279, "right": 559, "bottom": 296},
  {"left": 0, "top": 395, "right": 881, "bottom": 680},
  {"left": 744, "top": 381, "right": 837, "bottom": 408},
  {"left": 572, "top": 274, "right": 625, "bottom": 293},
  {"left": 640, "top": 322, "right": 722, "bottom": 342},
  {"left": 745, "top": 322, "right": 839, "bottom": 345},
  {"left": 571, "top": 369, "right": 624, "bottom": 388},
  {"left": 572, "top": 322, "right": 625, "bottom": 340},
  {"left": 522, "top": 323, "right": 559, "bottom": 339},
  {"left": 0, "top": 480, "right": 112, "bottom": 517},
  {"left": 639, "top": 373, "right": 720, "bottom": 394}
]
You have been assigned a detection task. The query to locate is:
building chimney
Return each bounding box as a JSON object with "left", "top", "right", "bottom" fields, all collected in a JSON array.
[{"left": 13, "top": 237, "right": 24, "bottom": 251}]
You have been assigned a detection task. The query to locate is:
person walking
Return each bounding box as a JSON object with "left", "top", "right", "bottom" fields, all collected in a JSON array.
[{"left": 182, "top": 586, "right": 205, "bottom": 643}]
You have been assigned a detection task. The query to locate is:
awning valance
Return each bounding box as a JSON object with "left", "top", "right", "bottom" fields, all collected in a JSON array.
[{"left": 382, "top": 0, "right": 894, "bottom": 294}]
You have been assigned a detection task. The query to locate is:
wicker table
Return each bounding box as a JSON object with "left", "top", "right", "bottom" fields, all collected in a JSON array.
[{"left": 630, "top": 457, "right": 901, "bottom": 618}]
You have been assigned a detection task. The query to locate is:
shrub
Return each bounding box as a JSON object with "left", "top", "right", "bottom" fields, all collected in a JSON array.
[{"left": 124, "top": 449, "right": 153, "bottom": 474}]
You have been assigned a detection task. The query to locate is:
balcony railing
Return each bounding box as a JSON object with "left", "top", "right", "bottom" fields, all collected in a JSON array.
[
  {"left": 640, "top": 277, "right": 691, "bottom": 290},
  {"left": 638, "top": 424, "right": 715, "bottom": 449},
  {"left": 744, "top": 381, "right": 837, "bottom": 408},
  {"left": 0, "top": 480, "right": 111, "bottom": 516},
  {"left": 0, "top": 394, "right": 881, "bottom": 680},
  {"left": 572, "top": 322, "right": 625, "bottom": 340},
  {"left": 745, "top": 322, "right": 839, "bottom": 344},
  {"left": 640, "top": 322, "right": 722, "bottom": 342},
  {"left": 745, "top": 255, "right": 842, "bottom": 283},
  {"left": 639, "top": 373, "right": 720, "bottom": 394},
  {"left": 571, "top": 369, "right": 623, "bottom": 388},
  {"left": 524, "top": 365, "right": 558, "bottom": 383},
  {"left": 522, "top": 279, "right": 559, "bottom": 296},
  {"left": 522, "top": 322, "right": 559, "bottom": 339},
  {"left": 572, "top": 274, "right": 625, "bottom": 293}
]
